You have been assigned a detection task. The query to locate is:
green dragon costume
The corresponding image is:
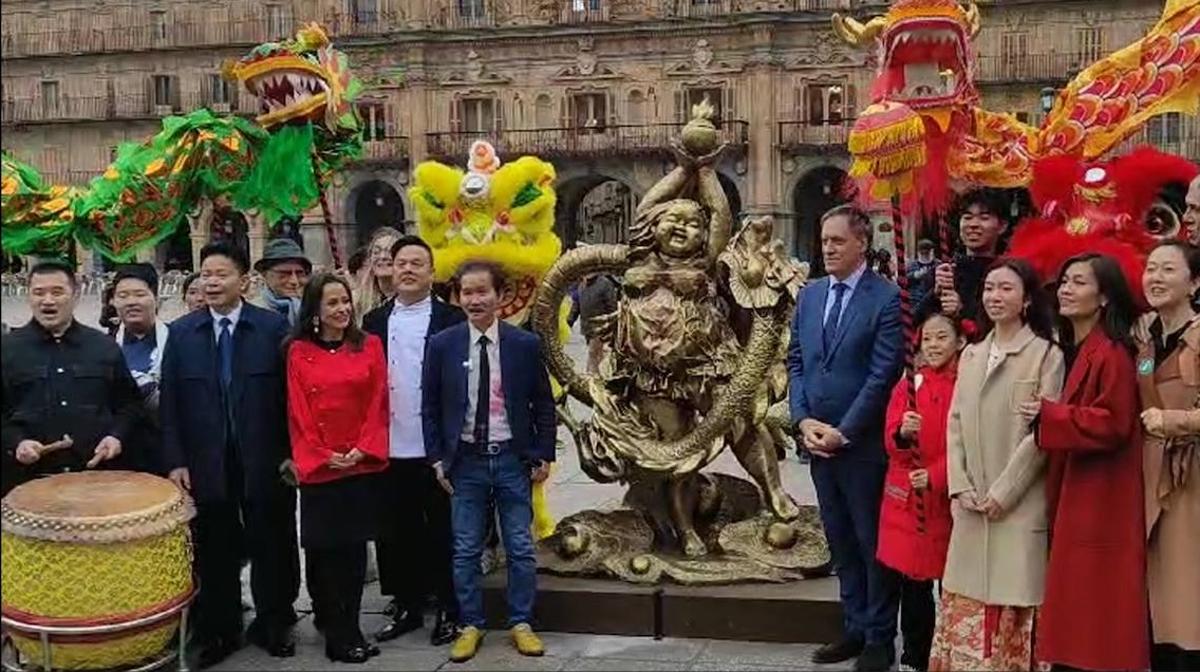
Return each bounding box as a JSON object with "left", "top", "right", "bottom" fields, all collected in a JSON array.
[{"left": 1, "top": 22, "right": 364, "bottom": 261}]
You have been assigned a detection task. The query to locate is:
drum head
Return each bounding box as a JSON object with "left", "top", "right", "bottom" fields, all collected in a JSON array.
[{"left": 2, "top": 471, "right": 194, "bottom": 543}]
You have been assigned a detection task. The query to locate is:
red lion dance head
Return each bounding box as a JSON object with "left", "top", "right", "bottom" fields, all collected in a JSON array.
[{"left": 1007, "top": 147, "right": 1199, "bottom": 299}]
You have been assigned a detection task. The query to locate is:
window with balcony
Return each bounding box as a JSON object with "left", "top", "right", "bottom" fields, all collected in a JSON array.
[
  {"left": 266, "top": 4, "right": 288, "bottom": 39},
  {"left": 150, "top": 10, "right": 168, "bottom": 42},
  {"left": 685, "top": 87, "right": 723, "bottom": 124},
  {"left": 805, "top": 82, "right": 849, "bottom": 125},
  {"left": 1000, "top": 32, "right": 1028, "bottom": 77},
  {"left": 627, "top": 90, "right": 647, "bottom": 124},
  {"left": 358, "top": 102, "right": 388, "bottom": 140},
  {"left": 40, "top": 80, "right": 60, "bottom": 116},
  {"left": 459, "top": 0, "right": 486, "bottom": 20},
  {"left": 351, "top": 0, "right": 378, "bottom": 24},
  {"left": 208, "top": 74, "right": 236, "bottom": 108},
  {"left": 571, "top": 92, "right": 608, "bottom": 132},
  {"left": 152, "top": 75, "right": 178, "bottom": 110},
  {"left": 1147, "top": 112, "right": 1183, "bottom": 144},
  {"left": 534, "top": 94, "right": 555, "bottom": 127},
  {"left": 457, "top": 97, "right": 497, "bottom": 133},
  {"left": 572, "top": 0, "right": 601, "bottom": 9},
  {"left": 1074, "top": 28, "right": 1104, "bottom": 65}
]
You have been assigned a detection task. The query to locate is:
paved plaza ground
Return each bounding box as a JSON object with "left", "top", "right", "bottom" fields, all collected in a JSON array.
[{"left": 3, "top": 296, "right": 840, "bottom": 671}]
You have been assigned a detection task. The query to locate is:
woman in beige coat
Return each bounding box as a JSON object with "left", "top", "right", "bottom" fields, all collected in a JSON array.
[
  {"left": 1134, "top": 240, "right": 1200, "bottom": 671},
  {"left": 930, "top": 259, "right": 1065, "bottom": 672}
]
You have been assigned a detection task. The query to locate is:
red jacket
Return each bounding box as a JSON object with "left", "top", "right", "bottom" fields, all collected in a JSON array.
[
  {"left": 1036, "top": 329, "right": 1149, "bottom": 671},
  {"left": 286, "top": 335, "right": 389, "bottom": 485},
  {"left": 877, "top": 364, "right": 955, "bottom": 581}
]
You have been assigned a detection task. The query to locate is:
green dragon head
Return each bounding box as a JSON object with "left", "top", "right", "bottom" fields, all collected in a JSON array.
[{"left": 224, "top": 22, "right": 363, "bottom": 134}]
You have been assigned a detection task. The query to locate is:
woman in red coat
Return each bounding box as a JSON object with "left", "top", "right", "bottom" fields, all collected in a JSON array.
[
  {"left": 1026, "top": 253, "right": 1149, "bottom": 671},
  {"left": 286, "top": 273, "right": 389, "bottom": 664},
  {"left": 879, "top": 313, "right": 963, "bottom": 671}
]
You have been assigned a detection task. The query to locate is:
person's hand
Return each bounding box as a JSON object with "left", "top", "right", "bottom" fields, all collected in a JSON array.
[
  {"left": 934, "top": 263, "right": 955, "bottom": 293},
  {"left": 87, "top": 435, "right": 122, "bottom": 468},
  {"left": 344, "top": 448, "right": 365, "bottom": 465},
  {"left": 979, "top": 496, "right": 1004, "bottom": 520},
  {"left": 14, "top": 440, "right": 43, "bottom": 465},
  {"left": 433, "top": 461, "right": 454, "bottom": 495},
  {"left": 899, "top": 412, "right": 922, "bottom": 440},
  {"left": 1141, "top": 408, "right": 1166, "bottom": 437},
  {"left": 797, "top": 419, "right": 833, "bottom": 458},
  {"left": 328, "top": 452, "right": 356, "bottom": 470},
  {"left": 909, "top": 469, "right": 930, "bottom": 491},
  {"left": 954, "top": 491, "right": 981, "bottom": 512},
  {"left": 280, "top": 459, "right": 299, "bottom": 487},
  {"left": 1018, "top": 400, "right": 1042, "bottom": 424},
  {"left": 940, "top": 289, "right": 962, "bottom": 317},
  {"left": 530, "top": 460, "right": 551, "bottom": 483},
  {"left": 168, "top": 467, "right": 191, "bottom": 492},
  {"left": 816, "top": 427, "right": 846, "bottom": 453}
]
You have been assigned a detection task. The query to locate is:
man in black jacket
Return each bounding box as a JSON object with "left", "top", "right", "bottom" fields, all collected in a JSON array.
[
  {"left": 2, "top": 260, "right": 140, "bottom": 496},
  {"left": 363, "top": 235, "right": 465, "bottom": 646}
]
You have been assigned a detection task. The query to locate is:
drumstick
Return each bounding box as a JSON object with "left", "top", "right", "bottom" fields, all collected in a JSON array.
[{"left": 36, "top": 435, "right": 74, "bottom": 456}]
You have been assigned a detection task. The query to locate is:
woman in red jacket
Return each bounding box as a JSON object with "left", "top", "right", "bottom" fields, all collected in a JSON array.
[
  {"left": 286, "top": 273, "right": 389, "bottom": 664},
  {"left": 1025, "top": 253, "right": 1149, "bottom": 671},
  {"left": 879, "top": 312, "right": 963, "bottom": 672}
]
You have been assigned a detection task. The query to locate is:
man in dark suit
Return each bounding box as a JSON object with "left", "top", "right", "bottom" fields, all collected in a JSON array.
[
  {"left": 788, "top": 205, "right": 904, "bottom": 672},
  {"left": 363, "top": 235, "right": 465, "bottom": 646},
  {"left": 422, "top": 261, "right": 556, "bottom": 663},
  {"left": 160, "top": 241, "right": 300, "bottom": 668}
]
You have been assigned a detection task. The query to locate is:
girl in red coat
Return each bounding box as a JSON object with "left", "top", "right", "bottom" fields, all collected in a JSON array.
[
  {"left": 879, "top": 312, "right": 963, "bottom": 671},
  {"left": 1025, "top": 253, "right": 1149, "bottom": 671},
  {"left": 286, "top": 273, "right": 389, "bottom": 664}
]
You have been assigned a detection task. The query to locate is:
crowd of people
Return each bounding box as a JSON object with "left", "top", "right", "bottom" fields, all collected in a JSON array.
[
  {"left": 1, "top": 174, "right": 1198, "bottom": 672},
  {"left": 789, "top": 177, "right": 1200, "bottom": 672},
  {"left": 1, "top": 234, "right": 555, "bottom": 668}
]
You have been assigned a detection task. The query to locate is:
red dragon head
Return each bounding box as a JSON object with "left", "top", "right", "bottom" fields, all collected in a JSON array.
[{"left": 833, "top": 0, "right": 980, "bottom": 113}]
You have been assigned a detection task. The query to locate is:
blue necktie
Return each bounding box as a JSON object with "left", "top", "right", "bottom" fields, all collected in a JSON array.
[
  {"left": 824, "top": 283, "right": 848, "bottom": 350},
  {"left": 217, "top": 317, "right": 233, "bottom": 390}
]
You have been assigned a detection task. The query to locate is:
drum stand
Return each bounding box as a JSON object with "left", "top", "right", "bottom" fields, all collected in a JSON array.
[{"left": 0, "top": 590, "right": 196, "bottom": 672}]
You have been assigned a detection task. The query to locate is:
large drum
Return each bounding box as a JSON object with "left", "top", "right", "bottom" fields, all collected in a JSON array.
[{"left": 1, "top": 471, "right": 195, "bottom": 670}]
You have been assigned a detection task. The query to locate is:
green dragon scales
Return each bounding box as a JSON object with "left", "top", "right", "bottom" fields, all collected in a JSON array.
[{"left": 1, "top": 22, "right": 364, "bottom": 260}]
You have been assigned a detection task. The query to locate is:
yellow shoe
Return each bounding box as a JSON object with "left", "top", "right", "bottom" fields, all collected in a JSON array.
[
  {"left": 449, "top": 626, "right": 484, "bottom": 663},
  {"left": 510, "top": 623, "right": 545, "bottom": 657}
]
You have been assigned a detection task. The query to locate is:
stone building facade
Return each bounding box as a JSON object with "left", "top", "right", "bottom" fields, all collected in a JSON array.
[{"left": 2, "top": 0, "right": 1195, "bottom": 270}]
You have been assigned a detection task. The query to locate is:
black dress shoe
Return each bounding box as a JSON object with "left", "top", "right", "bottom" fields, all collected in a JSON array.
[
  {"left": 854, "top": 643, "right": 895, "bottom": 672},
  {"left": 375, "top": 611, "right": 423, "bottom": 642},
  {"left": 811, "top": 637, "right": 866, "bottom": 665},
  {"left": 325, "top": 643, "right": 370, "bottom": 664},
  {"left": 430, "top": 610, "right": 459, "bottom": 646},
  {"left": 247, "top": 623, "right": 296, "bottom": 658},
  {"left": 197, "top": 636, "right": 243, "bottom": 670}
]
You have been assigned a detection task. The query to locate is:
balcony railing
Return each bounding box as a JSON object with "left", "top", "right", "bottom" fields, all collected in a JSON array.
[
  {"left": 666, "top": 0, "right": 735, "bottom": 19},
  {"left": 778, "top": 119, "right": 854, "bottom": 153},
  {"left": 2, "top": 96, "right": 111, "bottom": 124},
  {"left": 558, "top": 6, "right": 610, "bottom": 24},
  {"left": 1108, "top": 124, "right": 1200, "bottom": 162},
  {"left": 426, "top": 121, "right": 749, "bottom": 162},
  {"left": 321, "top": 10, "right": 403, "bottom": 37},
  {"left": 1, "top": 16, "right": 296, "bottom": 59},
  {"left": 975, "top": 53, "right": 1083, "bottom": 84},
  {"left": 356, "top": 136, "right": 411, "bottom": 164},
  {"left": 429, "top": 8, "right": 496, "bottom": 30}
]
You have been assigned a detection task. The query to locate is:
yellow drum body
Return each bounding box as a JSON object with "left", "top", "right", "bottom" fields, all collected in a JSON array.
[{"left": 1, "top": 471, "right": 195, "bottom": 670}]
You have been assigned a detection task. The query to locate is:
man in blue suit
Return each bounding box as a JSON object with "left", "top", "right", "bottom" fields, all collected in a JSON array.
[
  {"left": 421, "top": 261, "right": 556, "bottom": 664},
  {"left": 788, "top": 205, "right": 904, "bottom": 672},
  {"left": 160, "top": 241, "right": 300, "bottom": 669}
]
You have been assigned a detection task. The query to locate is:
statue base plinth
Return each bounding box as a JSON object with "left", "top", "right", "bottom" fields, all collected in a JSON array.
[{"left": 482, "top": 573, "right": 844, "bottom": 643}]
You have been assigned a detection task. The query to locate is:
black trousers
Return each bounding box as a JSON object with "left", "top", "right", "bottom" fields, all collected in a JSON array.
[
  {"left": 192, "top": 492, "right": 300, "bottom": 642},
  {"left": 1152, "top": 644, "right": 1200, "bottom": 672},
  {"left": 882, "top": 566, "right": 935, "bottom": 671},
  {"left": 375, "top": 458, "right": 456, "bottom": 617},
  {"left": 307, "top": 543, "right": 368, "bottom": 650}
]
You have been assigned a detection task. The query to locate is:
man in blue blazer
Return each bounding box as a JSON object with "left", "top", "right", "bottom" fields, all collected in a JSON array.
[
  {"left": 160, "top": 241, "right": 300, "bottom": 668},
  {"left": 788, "top": 205, "right": 904, "bottom": 672},
  {"left": 421, "top": 261, "right": 556, "bottom": 663}
]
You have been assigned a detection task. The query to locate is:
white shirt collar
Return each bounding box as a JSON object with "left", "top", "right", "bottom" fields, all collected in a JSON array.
[
  {"left": 468, "top": 319, "right": 500, "bottom": 346},
  {"left": 392, "top": 294, "right": 432, "bottom": 314},
  {"left": 832, "top": 261, "right": 868, "bottom": 290},
  {"left": 210, "top": 301, "right": 243, "bottom": 331}
]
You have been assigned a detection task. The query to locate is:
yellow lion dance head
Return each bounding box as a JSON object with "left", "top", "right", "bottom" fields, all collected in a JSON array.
[{"left": 410, "top": 140, "right": 560, "bottom": 324}]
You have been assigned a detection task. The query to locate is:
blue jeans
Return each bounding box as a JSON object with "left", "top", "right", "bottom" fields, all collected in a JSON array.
[{"left": 450, "top": 450, "right": 536, "bottom": 628}]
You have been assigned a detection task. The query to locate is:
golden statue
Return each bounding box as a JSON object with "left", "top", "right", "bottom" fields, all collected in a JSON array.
[{"left": 531, "top": 101, "right": 830, "bottom": 584}]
